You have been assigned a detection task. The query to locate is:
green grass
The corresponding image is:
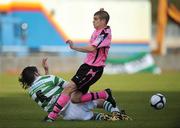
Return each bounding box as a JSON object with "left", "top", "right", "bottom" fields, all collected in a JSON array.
[{"left": 0, "top": 72, "right": 180, "bottom": 128}]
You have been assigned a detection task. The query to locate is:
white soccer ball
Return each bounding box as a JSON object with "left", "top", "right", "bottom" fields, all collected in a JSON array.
[{"left": 150, "top": 93, "right": 166, "bottom": 110}]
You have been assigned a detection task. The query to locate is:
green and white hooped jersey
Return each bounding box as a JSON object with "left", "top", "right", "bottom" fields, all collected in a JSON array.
[{"left": 28, "top": 75, "right": 67, "bottom": 113}]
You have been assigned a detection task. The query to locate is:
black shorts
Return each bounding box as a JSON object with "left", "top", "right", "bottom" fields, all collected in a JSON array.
[{"left": 71, "top": 63, "right": 104, "bottom": 94}]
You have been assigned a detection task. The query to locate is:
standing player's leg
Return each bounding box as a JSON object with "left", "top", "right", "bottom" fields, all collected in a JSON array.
[
  {"left": 70, "top": 64, "right": 116, "bottom": 107},
  {"left": 45, "top": 83, "right": 76, "bottom": 122},
  {"left": 75, "top": 88, "right": 116, "bottom": 107}
]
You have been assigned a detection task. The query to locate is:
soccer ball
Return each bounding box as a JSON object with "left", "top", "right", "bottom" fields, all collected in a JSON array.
[{"left": 150, "top": 93, "right": 166, "bottom": 110}]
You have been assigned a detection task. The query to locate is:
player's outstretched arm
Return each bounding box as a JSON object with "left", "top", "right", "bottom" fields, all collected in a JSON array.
[
  {"left": 66, "top": 40, "right": 96, "bottom": 53},
  {"left": 42, "top": 58, "right": 49, "bottom": 75}
]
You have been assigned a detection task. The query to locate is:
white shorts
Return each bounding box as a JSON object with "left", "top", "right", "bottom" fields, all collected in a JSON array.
[{"left": 60, "top": 101, "right": 98, "bottom": 120}]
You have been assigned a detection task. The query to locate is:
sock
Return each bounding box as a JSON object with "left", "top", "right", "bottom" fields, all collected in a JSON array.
[
  {"left": 80, "top": 90, "right": 108, "bottom": 103},
  {"left": 48, "top": 93, "right": 70, "bottom": 120},
  {"left": 93, "top": 113, "right": 106, "bottom": 120},
  {"left": 103, "top": 101, "right": 120, "bottom": 113}
]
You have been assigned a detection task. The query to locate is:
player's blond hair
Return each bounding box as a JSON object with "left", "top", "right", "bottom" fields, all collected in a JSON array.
[{"left": 94, "top": 8, "right": 110, "bottom": 24}]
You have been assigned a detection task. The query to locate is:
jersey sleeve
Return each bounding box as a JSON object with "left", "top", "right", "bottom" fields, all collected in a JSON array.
[
  {"left": 91, "top": 29, "right": 111, "bottom": 48},
  {"left": 54, "top": 76, "right": 67, "bottom": 88},
  {"left": 54, "top": 76, "right": 61, "bottom": 86}
]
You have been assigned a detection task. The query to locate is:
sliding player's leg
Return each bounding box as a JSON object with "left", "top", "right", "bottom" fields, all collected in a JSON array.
[
  {"left": 92, "top": 113, "right": 112, "bottom": 121},
  {"left": 96, "top": 99, "right": 132, "bottom": 121}
]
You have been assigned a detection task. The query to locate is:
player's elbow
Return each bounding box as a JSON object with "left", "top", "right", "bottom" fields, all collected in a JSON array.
[{"left": 87, "top": 46, "right": 96, "bottom": 52}]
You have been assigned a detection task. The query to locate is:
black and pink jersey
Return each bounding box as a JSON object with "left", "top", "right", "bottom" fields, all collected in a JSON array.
[{"left": 84, "top": 26, "right": 111, "bottom": 67}]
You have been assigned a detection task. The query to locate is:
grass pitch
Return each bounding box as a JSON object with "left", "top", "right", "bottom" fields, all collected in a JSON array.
[{"left": 0, "top": 72, "right": 180, "bottom": 128}]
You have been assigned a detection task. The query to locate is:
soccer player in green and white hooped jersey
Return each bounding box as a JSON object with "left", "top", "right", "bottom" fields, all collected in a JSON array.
[
  {"left": 19, "top": 58, "right": 132, "bottom": 121},
  {"left": 28, "top": 75, "right": 66, "bottom": 113}
]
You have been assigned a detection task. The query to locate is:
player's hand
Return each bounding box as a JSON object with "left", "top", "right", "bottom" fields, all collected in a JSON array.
[
  {"left": 66, "top": 40, "right": 74, "bottom": 49},
  {"left": 42, "top": 58, "right": 48, "bottom": 70},
  {"left": 42, "top": 58, "right": 49, "bottom": 75}
]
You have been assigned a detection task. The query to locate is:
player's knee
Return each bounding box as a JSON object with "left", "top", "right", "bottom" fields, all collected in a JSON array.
[
  {"left": 71, "top": 92, "right": 82, "bottom": 103},
  {"left": 63, "top": 85, "right": 76, "bottom": 94},
  {"left": 71, "top": 97, "right": 81, "bottom": 103}
]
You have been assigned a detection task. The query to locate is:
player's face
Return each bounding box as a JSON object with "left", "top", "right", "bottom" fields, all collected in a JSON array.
[{"left": 93, "top": 15, "right": 105, "bottom": 30}]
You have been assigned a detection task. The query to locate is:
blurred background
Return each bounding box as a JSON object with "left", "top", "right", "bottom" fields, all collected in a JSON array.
[{"left": 0, "top": 0, "right": 180, "bottom": 74}]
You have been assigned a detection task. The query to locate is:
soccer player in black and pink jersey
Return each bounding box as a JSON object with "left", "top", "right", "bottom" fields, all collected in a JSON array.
[{"left": 45, "top": 8, "right": 116, "bottom": 122}]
